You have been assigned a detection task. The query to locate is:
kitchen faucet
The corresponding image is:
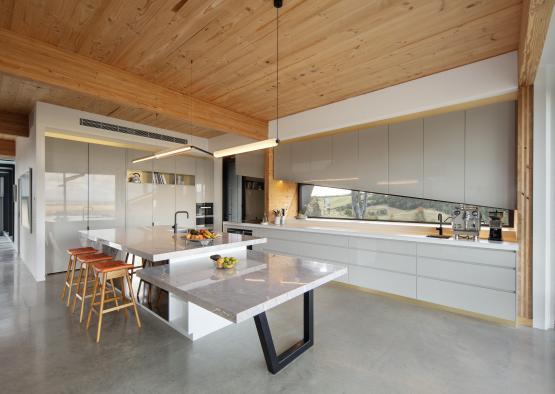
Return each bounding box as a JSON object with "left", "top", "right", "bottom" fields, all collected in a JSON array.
[
  {"left": 172, "top": 210, "right": 190, "bottom": 233},
  {"left": 436, "top": 213, "right": 452, "bottom": 236}
]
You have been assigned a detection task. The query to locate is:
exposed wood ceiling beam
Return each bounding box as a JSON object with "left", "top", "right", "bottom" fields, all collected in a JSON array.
[
  {"left": 0, "top": 139, "right": 15, "bottom": 157},
  {"left": 0, "top": 28, "right": 267, "bottom": 140},
  {"left": 0, "top": 110, "right": 28, "bottom": 137},
  {"left": 519, "top": 0, "right": 555, "bottom": 86}
]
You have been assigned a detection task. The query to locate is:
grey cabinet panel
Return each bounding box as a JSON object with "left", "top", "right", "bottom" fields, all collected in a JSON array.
[
  {"left": 89, "top": 144, "right": 126, "bottom": 230},
  {"left": 195, "top": 158, "right": 213, "bottom": 202},
  {"left": 357, "top": 125, "right": 388, "bottom": 194},
  {"left": 45, "top": 138, "right": 89, "bottom": 274},
  {"left": 273, "top": 143, "right": 291, "bottom": 181},
  {"left": 290, "top": 140, "right": 312, "bottom": 181},
  {"left": 328, "top": 132, "right": 358, "bottom": 190},
  {"left": 236, "top": 151, "right": 264, "bottom": 179},
  {"left": 389, "top": 119, "right": 424, "bottom": 197},
  {"left": 308, "top": 136, "right": 332, "bottom": 183},
  {"left": 423, "top": 111, "right": 465, "bottom": 202},
  {"left": 465, "top": 102, "right": 516, "bottom": 209}
]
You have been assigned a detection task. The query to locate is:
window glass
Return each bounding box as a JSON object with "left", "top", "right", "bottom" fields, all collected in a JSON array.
[{"left": 299, "top": 184, "right": 512, "bottom": 226}]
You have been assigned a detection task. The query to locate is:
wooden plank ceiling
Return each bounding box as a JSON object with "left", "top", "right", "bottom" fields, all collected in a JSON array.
[{"left": 0, "top": 0, "right": 522, "bottom": 138}]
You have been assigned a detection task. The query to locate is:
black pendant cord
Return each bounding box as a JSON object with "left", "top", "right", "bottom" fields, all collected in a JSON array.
[{"left": 275, "top": 0, "right": 281, "bottom": 143}]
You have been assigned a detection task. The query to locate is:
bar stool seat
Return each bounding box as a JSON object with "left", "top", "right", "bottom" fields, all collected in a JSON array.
[
  {"left": 86, "top": 260, "right": 141, "bottom": 343},
  {"left": 61, "top": 247, "right": 98, "bottom": 306},
  {"left": 71, "top": 253, "right": 114, "bottom": 322}
]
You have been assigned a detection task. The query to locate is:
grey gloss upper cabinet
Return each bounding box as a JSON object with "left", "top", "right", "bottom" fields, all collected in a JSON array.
[
  {"left": 329, "top": 132, "right": 358, "bottom": 190},
  {"left": 465, "top": 102, "right": 516, "bottom": 209},
  {"left": 273, "top": 143, "right": 291, "bottom": 181},
  {"left": 357, "top": 125, "right": 388, "bottom": 194},
  {"left": 389, "top": 119, "right": 424, "bottom": 198},
  {"left": 423, "top": 112, "right": 465, "bottom": 202}
]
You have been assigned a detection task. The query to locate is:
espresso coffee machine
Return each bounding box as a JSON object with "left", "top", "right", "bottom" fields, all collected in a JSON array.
[
  {"left": 488, "top": 210, "right": 504, "bottom": 241},
  {"left": 452, "top": 205, "right": 482, "bottom": 241}
]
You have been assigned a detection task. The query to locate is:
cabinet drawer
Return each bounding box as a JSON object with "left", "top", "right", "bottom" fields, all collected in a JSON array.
[
  {"left": 348, "top": 237, "right": 416, "bottom": 255},
  {"left": 264, "top": 238, "right": 351, "bottom": 264},
  {"left": 417, "top": 244, "right": 516, "bottom": 268},
  {"left": 417, "top": 277, "right": 516, "bottom": 320},
  {"left": 349, "top": 265, "right": 416, "bottom": 298},
  {"left": 418, "top": 257, "right": 515, "bottom": 292},
  {"left": 253, "top": 228, "right": 348, "bottom": 248},
  {"left": 352, "top": 249, "right": 416, "bottom": 275}
]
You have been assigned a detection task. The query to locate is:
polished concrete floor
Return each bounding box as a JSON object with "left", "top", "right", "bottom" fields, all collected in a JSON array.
[{"left": 1, "top": 237, "right": 554, "bottom": 394}]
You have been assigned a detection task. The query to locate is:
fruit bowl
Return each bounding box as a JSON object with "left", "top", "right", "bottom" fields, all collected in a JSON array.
[
  {"left": 210, "top": 255, "right": 238, "bottom": 269},
  {"left": 184, "top": 229, "right": 220, "bottom": 245}
]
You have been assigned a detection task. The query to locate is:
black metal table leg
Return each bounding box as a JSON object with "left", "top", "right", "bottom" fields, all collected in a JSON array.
[{"left": 253, "top": 290, "right": 314, "bottom": 374}]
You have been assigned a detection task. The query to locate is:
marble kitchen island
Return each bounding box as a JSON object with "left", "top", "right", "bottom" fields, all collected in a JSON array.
[{"left": 79, "top": 226, "right": 268, "bottom": 340}]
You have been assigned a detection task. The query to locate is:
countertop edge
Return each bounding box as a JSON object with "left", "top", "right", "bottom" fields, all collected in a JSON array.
[{"left": 223, "top": 222, "right": 519, "bottom": 252}]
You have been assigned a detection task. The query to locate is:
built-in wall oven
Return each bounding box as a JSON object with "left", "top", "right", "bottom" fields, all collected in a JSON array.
[{"left": 196, "top": 203, "right": 214, "bottom": 230}]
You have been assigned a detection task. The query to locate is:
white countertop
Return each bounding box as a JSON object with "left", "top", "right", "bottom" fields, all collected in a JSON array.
[
  {"left": 137, "top": 250, "right": 347, "bottom": 323},
  {"left": 224, "top": 221, "right": 519, "bottom": 252},
  {"left": 80, "top": 226, "right": 267, "bottom": 261}
]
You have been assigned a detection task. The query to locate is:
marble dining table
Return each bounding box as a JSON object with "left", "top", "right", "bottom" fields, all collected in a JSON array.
[{"left": 137, "top": 249, "right": 347, "bottom": 374}]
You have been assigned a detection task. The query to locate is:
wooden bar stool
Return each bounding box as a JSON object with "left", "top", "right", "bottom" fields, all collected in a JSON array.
[
  {"left": 86, "top": 260, "right": 141, "bottom": 343},
  {"left": 60, "top": 247, "right": 98, "bottom": 306},
  {"left": 71, "top": 253, "right": 114, "bottom": 322}
]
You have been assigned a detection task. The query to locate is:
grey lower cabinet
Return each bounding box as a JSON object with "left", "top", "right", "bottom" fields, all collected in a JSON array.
[{"left": 232, "top": 225, "right": 517, "bottom": 321}]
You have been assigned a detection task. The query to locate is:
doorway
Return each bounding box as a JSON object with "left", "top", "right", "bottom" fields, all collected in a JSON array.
[{"left": 0, "top": 161, "right": 15, "bottom": 240}]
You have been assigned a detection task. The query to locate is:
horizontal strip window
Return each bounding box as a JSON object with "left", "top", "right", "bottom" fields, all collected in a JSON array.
[{"left": 298, "top": 184, "right": 513, "bottom": 226}]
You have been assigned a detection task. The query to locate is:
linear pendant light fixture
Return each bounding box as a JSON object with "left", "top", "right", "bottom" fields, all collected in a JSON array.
[
  {"left": 213, "top": 0, "right": 283, "bottom": 158},
  {"left": 133, "top": 0, "right": 283, "bottom": 162},
  {"left": 132, "top": 57, "right": 210, "bottom": 164}
]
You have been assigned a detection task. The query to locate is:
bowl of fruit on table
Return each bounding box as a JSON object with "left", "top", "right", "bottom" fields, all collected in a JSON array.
[
  {"left": 210, "top": 255, "right": 238, "bottom": 269},
  {"left": 185, "top": 229, "right": 220, "bottom": 246}
]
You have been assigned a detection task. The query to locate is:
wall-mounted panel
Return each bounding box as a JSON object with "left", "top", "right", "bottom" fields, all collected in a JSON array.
[
  {"left": 389, "top": 119, "right": 424, "bottom": 197},
  {"left": 465, "top": 101, "right": 516, "bottom": 209},
  {"left": 357, "top": 125, "right": 388, "bottom": 194},
  {"left": 423, "top": 112, "right": 465, "bottom": 202}
]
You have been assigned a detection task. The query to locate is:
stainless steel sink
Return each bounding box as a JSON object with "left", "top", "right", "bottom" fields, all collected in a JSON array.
[{"left": 426, "top": 234, "right": 451, "bottom": 239}]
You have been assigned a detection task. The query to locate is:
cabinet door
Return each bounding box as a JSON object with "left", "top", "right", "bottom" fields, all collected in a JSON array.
[
  {"left": 389, "top": 119, "right": 424, "bottom": 197},
  {"left": 89, "top": 144, "right": 126, "bottom": 230},
  {"left": 328, "top": 132, "right": 358, "bottom": 190},
  {"left": 290, "top": 140, "right": 312, "bottom": 181},
  {"left": 126, "top": 183, "right": 153, "bottom": 227},
  {"left": 153, "top": 184, "right": 175, "bottom": 225},
  {"left": 175, "top": 155, "right": 196, "bottom": 175},
  {"left": 126, "top": 149, "right": 154, "bottom": 172},
  {"left": 308, "top": 136, "right": 332, "bottom": 184},
  {"left": 273, "top": 144, "right": 291, "bottom": 181},
  {"left": 175, "top": 185, "right": 196, "bottom": 229},
  {"left": 357, "top": 125, "right": 388, "bottom": 194},
  {"left": 236, "top": 151, "right": 264, "bottom": 179},
  {"left": 423, "top": 111, "right": 465, "bottom": 202},
  {"left": 465, "top": 101, "right": 516, "bottom": 209},
  {"left": 195, "top": 158, "right": 214, "bottom": 203},
  {"left": 45, "top": 138, "right": 89, "bottom": 274}
]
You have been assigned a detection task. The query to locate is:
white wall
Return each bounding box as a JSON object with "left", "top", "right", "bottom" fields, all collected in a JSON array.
[
  {"left": 15, "top": 106, "right": 46, "bottom": 281},
  {"left": 533, "top": 12, "right": 555, "bottom": 330},
  {"left": 268, "top": 52, "right": 518, "bottom": 140}
]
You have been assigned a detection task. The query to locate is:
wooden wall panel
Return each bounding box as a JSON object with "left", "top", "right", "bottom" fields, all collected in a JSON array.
[
  {"left": 0, "top": 139, "right": 15, "bottom": 156},
  {"left": 517, "top": 85, "right": 533, "bottom": 323},
  {"left": 265, "top": 149, "right": 298, "bottom": 222}
]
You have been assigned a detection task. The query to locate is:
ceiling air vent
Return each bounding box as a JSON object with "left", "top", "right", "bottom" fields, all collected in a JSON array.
[{"left": 79, "top": 118, "right": 188, "bottom": 145}]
